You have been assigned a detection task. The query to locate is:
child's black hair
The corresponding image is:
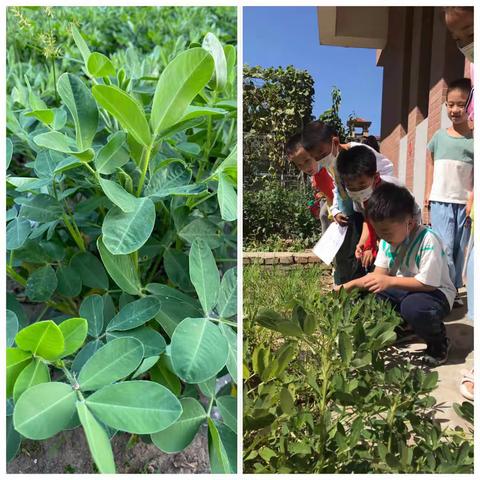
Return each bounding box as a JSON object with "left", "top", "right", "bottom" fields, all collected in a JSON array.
[
  {"left": 362, "top": 135, "right": 380, "bottom": 153},
  {"left": 302, "top": 121, "right": 338, "bottom": 151},
  {"left": 285, "top": 132, "right": 302, "bottom": 156},
  {"left": 365, "top": 182, "right": 415, "bottom": 222},
  {"left": 447, "top": 77, "right": 472, "bottom": 98},
  {"left": 336, "top": 145, "right": 377, "bottom": 180}
]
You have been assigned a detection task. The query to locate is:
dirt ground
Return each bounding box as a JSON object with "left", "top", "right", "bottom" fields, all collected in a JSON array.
[{"left": 7, "top": 427, "right": 210, "bottom": 474}]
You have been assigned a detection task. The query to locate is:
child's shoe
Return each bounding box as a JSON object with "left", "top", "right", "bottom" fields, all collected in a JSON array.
[
  {"left": 453, "top": 294, "right": 464, "bottom": 308},
  {"left": 393, "top": 323, "right": 418, "bottom": 345},
  {"left": 423, "top": 337, "right": 451, "bottom": 366}
]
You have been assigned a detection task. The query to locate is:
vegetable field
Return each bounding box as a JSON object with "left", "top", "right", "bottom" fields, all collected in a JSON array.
[
  {"left": 7, "top": 7, "right": 237, "bottom": 474},
  {"left": 243, "top": 265, "right": 473, "bottom": 474}
]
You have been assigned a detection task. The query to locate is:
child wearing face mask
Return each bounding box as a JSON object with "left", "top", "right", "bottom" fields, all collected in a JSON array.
[
  {"left": 337, "top": 183, "right": 456, "bottom": 366},
  {"left": 336, "top": 146, "right": 422, "bottom": 270},
  {"left": 286, "top": 123, "right": 365, "bottom": 285},
  {"left": 425, "top": 78, "right": 473, "bottom": 307}
]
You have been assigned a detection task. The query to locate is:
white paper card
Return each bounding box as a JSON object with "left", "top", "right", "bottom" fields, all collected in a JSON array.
[{"left": 313, "top": 223, "right": 348, "bottom": 265}]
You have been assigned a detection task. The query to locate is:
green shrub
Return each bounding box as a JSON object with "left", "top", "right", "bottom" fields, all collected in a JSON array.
[
  {"left": 243, "top": 268, "right": 473, "bottom": 474},
  {"left": 244, "top": 177, "right": 319, "bottom": 251}
]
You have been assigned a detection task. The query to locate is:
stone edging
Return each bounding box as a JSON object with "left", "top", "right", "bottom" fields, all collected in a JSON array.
[{"left": 243, "top": 251, "right": 322, "bottom": 265}]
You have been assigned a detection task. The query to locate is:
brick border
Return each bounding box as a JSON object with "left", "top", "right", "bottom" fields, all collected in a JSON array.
[{"left": 243, "top": 251, "right": 323, "bottom": 266}]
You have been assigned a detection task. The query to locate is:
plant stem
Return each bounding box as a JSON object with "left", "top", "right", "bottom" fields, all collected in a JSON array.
[
  {"left": 35, "top": 304, "right": 50, "bottom": 323},
  {"left": 136, "top": 144, "right": 153, "bottom": 197},
  {"left": 7, "top": 265, "right": 27, "bottom": 286},
  {"left": 208, "top": 317, "right": 237, "bottom": 328},
  {"left": 207, "top": 395, "right": 215, "bottom": 416},
  {"left": 62, "top": 213, "right": 86, "bottom": 251}
]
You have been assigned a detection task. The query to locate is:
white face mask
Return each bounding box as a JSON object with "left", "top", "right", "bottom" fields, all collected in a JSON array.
[
  {"left": 318, "top": 140, "right": 337, "bottom": 169},
  {"left": 459, "top": 42, "right": 474, "bottom": 63},
  {"left": 346, "top": 184, "right": 374, "bottom": 203}
]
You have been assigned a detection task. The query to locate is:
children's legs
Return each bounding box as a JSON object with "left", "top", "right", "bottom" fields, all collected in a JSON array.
[
  {"left": 375, "top": 288, "right": 410, "bottom": 313},
  {"left": 430, "top": 201, "right": 456, "bottom": 286},
  {"left": 332, "top": 212, "right": 365, "bottom": 284},
  {"left": 397, "top": 290, "right": 451, "bottom": 345},
  {"left": 319, "top": 200, "right": 331, "bottom": 236},
  {"left": 452, "top": 203, "right": 470, "bottom": 288},
  {"left": 466, "top": 244, "right": 474, "bottom": 321}
]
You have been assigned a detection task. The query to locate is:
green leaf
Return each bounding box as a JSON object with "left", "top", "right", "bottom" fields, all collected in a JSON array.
[
  {"left": 94, "top": 131, "right": 129, "bottom": 174},
  {"left": 7, "top": 416, "right": 22, "bottom": 462},
  {"left": 13, "top": 382, "right": 76, "bottom": 440},
  {"left": 150, "top": 48, "right": 214, "bottom": 135},
  {"left": 15, "top": 320, "right": 64, "bottom": 360},
  {"left": 92, "top": 85, "right": 151, "bottom": 147},
  {"left": 132, "top": 355, "right": 160, "bottom": 379},
  {"left": 218, "top": 173, "right": 237, "bottom": 221},
  {"left": 7, "top": 310, "right": 19, "bottom": 347},
  {"left": 171, "top": 318, "right": 228, "bottom": 383},
  {"left": 13, "top": 358, "right": 50, "bottom": 402},
  {"left": 151, "top": 397, "right": 206, "bottom": 453},
  {"left": 78, "top": 337, "right": 143, "bottom": 391},
  {"left": 6, "top": 217, "right": 31, "bottom": 251},
  {"left": 279, "top": 387, "right": 295, "bottom": 415},
  {"left": 86, "top": 380, "right": 182, "bottom": 434},
  {"left": 216, "top": 267, "right": 237, "bottom": 318},
  {"left": 146, "top": 283, "right": 203, "bottom": 338},
  {"left": 76, "top": 401, "right": 116, "bottom": 473},
  {"left": 106, "top": 326, "right": 166, "bottom": 357},
  {"left": 179, "top": 218, "right": 222, "bottom": 249},
  {"left": 25, "top": 109, "right": 55, "bottom": 125},
  {"left": 150, "top": 355, "right": 181, "bottom": 395},
  {"left": 72, "top": 339, "right": 103, "bottom": 375},
  {"left": 56, "top": 265, "right": 82, "bottom": 297},
  {"left": 145, "top": 161, "right": 193, "bottom": 199},
  {"left": 70, "top": 251, "right": 109, "bottom": 290},
  {"left": 202, "top": 32, "right": 228, "bottom": 91},
  {"left": 98, "top": 177, "right": 139, "bottom": 213},
  {"left": 34, "top": 150, "right": 63, "bottom": 178},
  {"left": 71, "top": 24, "right": 91, "bottom": 65},
  {"left": 33, "top": 131, "right": 94, "bottom": 162},
  {"left": 338, "top": 331, "right": 353, "bottom": 365},
  {"left": 97, "top": 236, "right": 142, "bottom": 295},
  {"left": 57, "top": 73, "right": 98, "bottom": 150},
  {"left": 216, "top": 396, "right": 237, "bottom": 433},
  {"left": 163, "top": 249, "right": 194, "bottom": 291},
  {"left": 87, "top": 52, "right": 115, "bottom": 78},
  {"left": 207, "top": 418, "right": 234, "bottom": 473},
  {"left": 102, "top": 197, "right": 156, "bottom": 255},
  {"left": 7, "top": 348, "right": 32, "bottom": 397},
  {"left": 59, "top": 317, "right": 88, "bottom": 357},
  {"left": 219, "top": 324, "right": 237, "bottom": 384},
  {"left": 107, "top": 296, "right": 161, "bottom": 332},
  {"left": 224, "top": 44, "right": 236, "bottom": 86},
  {"left": 199, "top": 376, "right": 216, "bottom": 398},
  {"left": 178, "top": 105, "right": 227, "bottom": 123},
  {"left": 79, "top": 295, "right": 105, "bottom": 338},
  {"left": 189, "top": 239, "right": 220, "bottom": 315},
  {"left": 18, "top": 194, "right": 62, "bottom": 223},
  {"left": 7, "top": 137, "right": 13, "bottom": 170}
]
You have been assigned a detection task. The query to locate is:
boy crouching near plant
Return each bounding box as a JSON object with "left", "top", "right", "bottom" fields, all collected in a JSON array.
[{"left": 337, "top": 183, "right": 456, "bottom": 366}]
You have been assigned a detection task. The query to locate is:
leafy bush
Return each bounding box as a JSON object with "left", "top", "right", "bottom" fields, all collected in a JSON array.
[
  {"left": 243, "top": 65, "right": 314, "bottom": 178},
  {"left": 243, "top": 268, "right": 473, "bottom": 474},
  {"left": 244, "top": 177, "right": 319, "bottom": 251},
  {"left": 7, "top": 21, "right": 237, "bottom": 474}
]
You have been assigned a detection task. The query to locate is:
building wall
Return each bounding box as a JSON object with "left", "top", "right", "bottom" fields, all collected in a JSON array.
[{"left": 377, "top": 6, "right": 467, "bottom": 214}]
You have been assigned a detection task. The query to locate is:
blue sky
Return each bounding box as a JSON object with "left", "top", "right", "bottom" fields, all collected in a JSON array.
[{"left": 243, "top": 6, "right": 384, "bottom": 136}]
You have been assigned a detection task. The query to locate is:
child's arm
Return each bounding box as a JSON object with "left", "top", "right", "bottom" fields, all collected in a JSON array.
[{"left": 424, "top": 150, "right": 434, "bottom": 211}]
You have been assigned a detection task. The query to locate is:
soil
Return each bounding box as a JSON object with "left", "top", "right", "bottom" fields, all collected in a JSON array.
[{"left": 7, "top": 427, "right": 210, "bottom": 474}]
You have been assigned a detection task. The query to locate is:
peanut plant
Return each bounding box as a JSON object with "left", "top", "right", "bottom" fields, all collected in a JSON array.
[
  {"left": 7, "top": 23, "right": 237, "bottom": 474},
  {"left": 244, "top": 289, "right": 473, "bottom": 474}
]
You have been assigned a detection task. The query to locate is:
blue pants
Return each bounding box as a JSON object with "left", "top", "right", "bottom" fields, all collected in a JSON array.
[
  {"left": 430, "top": 201, "right": 470, "bottom": 289},
  {"left": 466, "top": 244, "right": 474, "bottom": 321},
  {"left": 376, "top": 288, "right": 450, "bottom": 346}
]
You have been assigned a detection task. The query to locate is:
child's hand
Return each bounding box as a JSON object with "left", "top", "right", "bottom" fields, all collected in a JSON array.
[
  {"left": 361, "top": 249, "right": 374, "bottom": 269},
  {"left": 334, "top": 213, "right": 349, "bottom": 226},
  {"left": 333, "top": 284, "right": 343, "bottom": 292},
  {"left": 363, "top": 273, "right": 392, "bottom": 293},
  {"left": 355, "top": 243, "right": 364, "bottom": 259}
]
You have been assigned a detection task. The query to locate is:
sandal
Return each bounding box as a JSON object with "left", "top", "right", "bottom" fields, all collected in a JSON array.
[{"left": 460, "top": 369, "right": 474, "bottom": 401}]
